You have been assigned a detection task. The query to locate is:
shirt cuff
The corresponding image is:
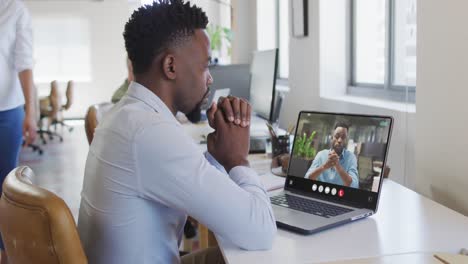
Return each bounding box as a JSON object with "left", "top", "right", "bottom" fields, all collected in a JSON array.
[
  {"left": 229, "top": 166, "right": 263, "bottom": 188},
  {"left": 15, "top": 58, "right": 34, "bottom": 72},
  {"left": 204, "top": 151, "right": 228, "bottom": 175}
]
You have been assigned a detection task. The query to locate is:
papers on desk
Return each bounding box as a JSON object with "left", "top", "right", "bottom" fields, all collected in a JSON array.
[
  {"left": 260, "top": 171, "right": 285, "bottom": 192},
  {"left": 248, "top": 153, "right": 285, "bottom": 191}
]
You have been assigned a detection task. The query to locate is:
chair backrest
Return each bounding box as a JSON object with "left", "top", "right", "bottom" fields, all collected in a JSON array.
[
  {"left": 63, "top": 81, "right": 74, "bottom": 110},
  {"left": 0, "top": 167, "right": 87, "bottom": 263},
  {"left": 357, "top": 155, "right": 374, "bottom": 180},
  {"left": 359, "top": 142, "right": 387, "bottom": 160},
  {"left": 84, "top": 103, "right": 113, "bottom": 145},
  {"left": 49, "top": 81, "right": 61, "bottom": 120}
]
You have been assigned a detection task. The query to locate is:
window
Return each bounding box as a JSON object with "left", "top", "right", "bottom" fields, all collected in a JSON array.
[
  {"left": 140, "top": 0, "right": 232, "bottom": 64},
  {"left": 33, "top": 17, "right": 91, "bottom": 83},
  {"left": 278, "top": 0, "right": 289, "bottom": 79},
  {"left": 350, "top": 0, "right": 416, "bottom": 102},
  {"left": 257, "top": 0, "right": 289, "bottom": 79}
]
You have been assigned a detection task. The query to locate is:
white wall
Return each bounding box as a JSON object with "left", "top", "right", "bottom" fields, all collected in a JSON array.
[
  {"left": 231, "top": 0, "right": 257, "bottom": 64},
  {"left": 25, "top": 0, "right": 130, "bottom": 118},
  {"left": 26, "top": 0, "right": 228, "bottom": 118},
  {"left": 279, "top": 0, "right": 416, "bottom": 187},
  {"left": 279, "top": 0, "right": 320, "bottom": 124},
  {"left": 416, "top": 0, "right": 468, "bottom": 216}
]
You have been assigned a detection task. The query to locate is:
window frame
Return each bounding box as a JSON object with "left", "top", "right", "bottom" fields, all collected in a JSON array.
[
  {"left": 348, "top": 0, "right": 415, "bottom": 103},
  {"left": 272, "top": 0, "right": 289, "bottom": 81}
]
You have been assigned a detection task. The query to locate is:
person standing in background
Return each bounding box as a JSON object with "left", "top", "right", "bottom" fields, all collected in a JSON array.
[{"left": 0, "top": 0, "right": 37, "bottom": 263}]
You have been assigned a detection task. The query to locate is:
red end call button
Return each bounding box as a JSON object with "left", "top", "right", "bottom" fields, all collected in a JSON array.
[{"left": 338, "top": 189, "right": 345, "bottom": 197}]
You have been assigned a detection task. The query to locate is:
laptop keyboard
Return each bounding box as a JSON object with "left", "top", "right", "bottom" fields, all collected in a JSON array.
[{"left": 270, "top": 194, "right": 353, "bottom": 218}]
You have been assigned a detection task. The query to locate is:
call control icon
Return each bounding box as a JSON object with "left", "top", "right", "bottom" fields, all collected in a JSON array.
[{"left": 338, "top": 189, "right": 345, "bottom": 197}]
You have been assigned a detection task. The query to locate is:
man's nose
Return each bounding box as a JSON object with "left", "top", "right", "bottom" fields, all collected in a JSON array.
[{"left": 207, "top": 73, "right": 214, "bottom": 85}]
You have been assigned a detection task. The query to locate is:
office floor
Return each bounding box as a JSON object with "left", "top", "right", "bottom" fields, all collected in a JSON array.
[{"left": 19, "top": 121, "right": 88, "bottom": 221}]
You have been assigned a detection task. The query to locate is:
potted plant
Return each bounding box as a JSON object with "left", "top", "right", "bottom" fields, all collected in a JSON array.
[
  {"left": 289, "top": 131, "right": 317, "bottom": 177},
  {"left": 206, "top": 24, "right": 232, "bottom": 64}
]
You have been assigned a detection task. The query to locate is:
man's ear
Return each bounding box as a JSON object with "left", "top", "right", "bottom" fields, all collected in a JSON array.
[{"left": 162, "top": 54, "right": 176, "bottom": 80}]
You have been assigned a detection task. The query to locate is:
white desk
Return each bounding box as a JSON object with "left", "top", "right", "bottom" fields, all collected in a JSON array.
[
  {"left": 182, "top": 119, "right": 468, "bottom": 263},
  {"left": 217, "top": 178, "right": 468, "bottom": 263}
]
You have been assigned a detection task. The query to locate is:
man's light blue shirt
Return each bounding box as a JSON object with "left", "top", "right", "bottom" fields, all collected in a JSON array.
[{"left": 304, "top": 148, "right": 359, "bottom": 188}]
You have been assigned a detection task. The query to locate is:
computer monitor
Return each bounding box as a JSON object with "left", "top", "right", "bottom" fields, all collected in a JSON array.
[
  {"left": 249, "top": 49, "right": 279, "bottom": 122},
  {"left": 207, "top": 64, "right": 251, "bottom": 101}
]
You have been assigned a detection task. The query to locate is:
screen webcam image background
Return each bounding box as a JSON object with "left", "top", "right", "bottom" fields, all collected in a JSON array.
[{"left": 289, "top": 113, "right": 391, "bottom": 192}]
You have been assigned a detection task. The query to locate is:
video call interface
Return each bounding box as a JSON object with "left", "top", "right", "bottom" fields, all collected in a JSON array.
[{"left": 289, "top": 112, "right": 391, "bottom": 193}]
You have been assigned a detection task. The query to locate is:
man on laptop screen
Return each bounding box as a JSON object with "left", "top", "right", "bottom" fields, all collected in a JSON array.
[{"left": 304, "top": 122, "right": 359, "bottom": 188}]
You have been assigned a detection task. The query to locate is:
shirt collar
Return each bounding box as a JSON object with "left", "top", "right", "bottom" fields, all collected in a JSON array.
[{"left": 126, "top": 81, "right": 178, "bottom": 123}]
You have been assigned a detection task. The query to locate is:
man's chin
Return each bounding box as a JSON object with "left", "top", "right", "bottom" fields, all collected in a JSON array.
[
  {"left": 186, "top": 90, "right": 210, "bottom": 123},
  {"left": 333, "top": 146, "right": 343, "bottom": 155},
  {"left": 186, "top": 106, "right": 202, "bottom": 123}
]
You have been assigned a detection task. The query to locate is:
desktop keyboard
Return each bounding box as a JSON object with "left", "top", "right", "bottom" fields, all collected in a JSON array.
[{"left": 270, "top": 194, "right": 353, "bottom": 218}]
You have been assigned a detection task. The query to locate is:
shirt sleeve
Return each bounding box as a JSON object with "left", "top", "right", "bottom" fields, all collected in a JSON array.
[
  {"left": 304, "top": 150, "right": 325, "bottom": 178},
  {"left": 204, "top": 151, "right": 227, "bottom": 174},
  {"left": 347, "top": 153, "right": 359, "bottom": 188},
  {"left": 134, "top": 121, "right": 276, "bottom": 250},
  {"left": 14, "top": 5, "right": 34, "bottom": 72}
]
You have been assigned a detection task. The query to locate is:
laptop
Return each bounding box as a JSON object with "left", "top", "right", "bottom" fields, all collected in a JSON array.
[{"left": 270, "top": 111, "right": 393, "bottom": 234}]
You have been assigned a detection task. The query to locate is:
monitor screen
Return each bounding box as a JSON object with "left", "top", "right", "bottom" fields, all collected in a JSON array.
[
  {"left": 288, "top": 111, "right": 392, "bottom": 195},
  {"left": 207, "top": 64, "right": 251, "bottom": 102},
  {"left": 249, "top": 49, "right": 278, "bottom": 122}
]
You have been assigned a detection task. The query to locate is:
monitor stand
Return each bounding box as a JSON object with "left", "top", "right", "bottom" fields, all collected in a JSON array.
[
  {"left": 249, "top": 115, "right": 271, "bottom": 154},
  {"left": 249, "top": 136, "right": 268, "bottom": 154}
]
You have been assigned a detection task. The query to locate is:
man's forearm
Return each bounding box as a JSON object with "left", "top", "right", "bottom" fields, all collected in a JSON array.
[
  {"left": 308, "top": 166, "right": 325, "bottom": 180},
  {"left": 336, "top": 165, "right": 353, "bottom": 186},
  {"left": 18, "top": 69, "right": 35, "bottom": 117}
]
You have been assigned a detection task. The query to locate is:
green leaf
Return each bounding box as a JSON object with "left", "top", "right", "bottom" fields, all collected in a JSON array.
[{"left": 294, "top": 130, "right": 317, "bottom": 160}]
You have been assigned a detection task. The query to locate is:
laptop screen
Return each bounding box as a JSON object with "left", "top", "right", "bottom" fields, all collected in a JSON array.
[{"left": 286, "top": 111, "right": 393, "bottom": 211}]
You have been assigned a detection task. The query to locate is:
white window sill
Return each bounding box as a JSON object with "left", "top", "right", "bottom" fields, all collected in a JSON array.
[{"left": 321, "top": 94, "right": 416, "bottom": 113}]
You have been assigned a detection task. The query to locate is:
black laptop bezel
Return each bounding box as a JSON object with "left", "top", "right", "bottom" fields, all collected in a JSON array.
[{"left": 284, "top": 110, "right": 394, "bottom": 213}]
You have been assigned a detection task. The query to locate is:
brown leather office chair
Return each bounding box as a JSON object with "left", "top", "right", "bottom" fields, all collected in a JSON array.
[
  {"left": 0, "top": 166, "right": 87, "bottom": 264},
  {"left": 53, "top": 80, "right": 74, "bottom": 132},
  {"left": 63, "top": 81, "right": 74, "bottom": 111},
  {"left": 84, "top": 102, "right": 113, "bottom": 144},
  {"left": 357, "top": 156, "right": 379, "bottom": 190},
  {"left": 38, "top": 81, "right": 63, "bottom": 143}
]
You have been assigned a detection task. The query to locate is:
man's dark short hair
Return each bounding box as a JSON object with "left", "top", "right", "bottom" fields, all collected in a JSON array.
[
  {"left": 334, "top": 122, "right": 350, "bottom": 131},
  {"left": 123, "top": 0, "right": 209, "bottom": 74}
]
